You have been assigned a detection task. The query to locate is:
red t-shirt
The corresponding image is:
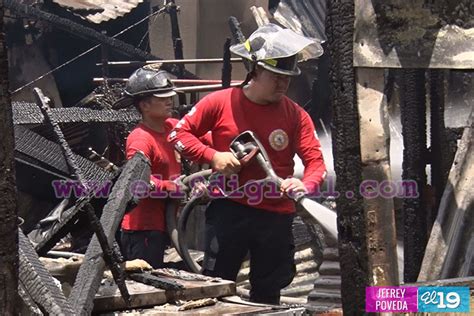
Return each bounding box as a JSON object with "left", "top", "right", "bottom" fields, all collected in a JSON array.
[
  {"left": 169, "top": 87, "right": 326, "bottom": 214},
  {"left": 121, "top": 119, "right": 181, "bottom": 231}
]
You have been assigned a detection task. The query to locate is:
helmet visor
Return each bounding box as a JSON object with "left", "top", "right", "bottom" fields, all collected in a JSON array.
[{"left": 153, "top": 90, "right": 177, "bottom": 98}]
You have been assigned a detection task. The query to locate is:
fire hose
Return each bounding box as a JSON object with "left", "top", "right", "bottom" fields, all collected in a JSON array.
[
  {"left": 167, "top": 131, "right": 337, "bottom": 273},
  {"left": 166, "top": 169, "right": 212, "bottom": 262}
]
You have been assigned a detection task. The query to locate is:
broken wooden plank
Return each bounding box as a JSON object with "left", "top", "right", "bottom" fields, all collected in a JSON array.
[
  {"left": 113, "top": 300, "right": 271, "bottom": 315},
  {"left": 93, "top": 278, "right": 235, "bottom": 312},
  {"left": 250, "top": 6, "right": 270, "bottom": 27},
  {"left": 418, "top": 112, "right": 474, "bottom": 281},
  {"left": 68, "top": 152, "right": 151, "bottom": 315},
  {"left": 177, "top": 298, "right": 217, "bottom": 311},
  {"left": 35, "top": 87, "right": 130, "bottom": 302},
  {"left": 84, "top": 203, "right": 130, "bottom": 304},
  {"left": 39, "top": 256, "right": 83, "bottom": 285},
  {"left": 34, "top": 198, "right": 92, "bottom": 256},
  {"left": 356, "top": 68, "right": 399, "bottom": 286},
  {"left": 34, "top": 88, "right": 85, "bottom": 181},
  {"left": 128, "top": 273, "right": 183, "bottom": 291}
]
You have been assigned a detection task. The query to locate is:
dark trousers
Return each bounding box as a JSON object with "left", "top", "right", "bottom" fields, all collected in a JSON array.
[
  {"left": 120, "top": 230, "right": 167, "bottom": 269},
  {"left": 202, "top": 199, "right": 296, "bottom": 305}
]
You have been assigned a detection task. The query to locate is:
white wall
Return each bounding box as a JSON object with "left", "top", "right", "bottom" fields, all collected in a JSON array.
[{"left": 149, "top": 0, "right": 269, "bottom": 80}]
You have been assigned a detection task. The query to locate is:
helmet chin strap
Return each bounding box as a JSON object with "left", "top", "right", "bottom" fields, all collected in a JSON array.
[{"left": 240, "top": 54, "right": 257, "bottom": 88}]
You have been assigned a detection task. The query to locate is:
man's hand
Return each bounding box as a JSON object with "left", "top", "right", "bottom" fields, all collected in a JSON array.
[
  {"left": 211, "top": 152, "right": 241, "bottom": 177},
  {"left": 173, "top": 175, "right": 189, "bottom": 193},
  {"left": 191, "top": 181, "right": 209, "bottom": 198},
  {"left": 280, "top": 178, "right": 307, "bottom": 197}
]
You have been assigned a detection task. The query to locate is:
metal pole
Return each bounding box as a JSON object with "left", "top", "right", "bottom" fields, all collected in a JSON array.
[
  {"left": 93, "top": 78, "right": 243, "bottom": 85},
  {"left": 96, "top": 57, "right": 243, "bottom": 67},
  {"left": 100, "top": 30, "right": 109, "bottom": 88}
]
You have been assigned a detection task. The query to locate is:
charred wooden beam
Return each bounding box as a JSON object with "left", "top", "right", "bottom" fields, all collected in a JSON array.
[
  {"left": 326, "top": 0, "right": 368, "bottom": 314},
  {"left": 128, "top": 273, "right": 183, "bottom": 291},
  {"left": 428, "top": 70, "right": 452, "bottom": 227},
  {"left": 34, "top": 196, "right": 92, "bottom": 256},
  {"left": 174, "top": 38, "right": 187, "bottom": 105},
  {"left": 83, "top": 204, "right": 130, "bottom": 305},
  {"left": 100, "top": 31, "right": 110, "bottom": 86},
  {"left": 18, "top": 230, "right": 75, "bottom": 315},
  {"left": 228, "top": 16, "right": 249, "bottom": 71},
  {"left": 88, "top": 147, "right": 119, "bottom": 172},
  {"left": 34, "top": 88, "right": 86, "bottom": 181},
  {"left": 35, "top": 88, "right": 128, "bottom": 299},
  {"left": 34, "top": 89, "right": 129, "bottom": 299},
  {"left": 399, "top": 69, "right": 428, "bottom": 282},
  {"left": 228, "top": 16, "right": 246, "bottom": 45},
  {"left": 0, "top": 0, "right": 18, "bottom": 311},
  {"left": 17, "top": 124, "right": 112, "bottom": 254},
  {"left": 68, "top": 152, "right": 151, "bottom": 315},
  {"left": 14, "top": 125, "right": 109, "bottom": 181},
  {"left": 166, "top": 0, "right": 186, "bottom": 105},
  {"left": 18, "top": 284, "right": 43, "bottom": 315},
  {"left": 222, "top": 38, "right": 232, "bottom": 88},
  {"left": 167, "top": 0, "right": 183, "bottom": 66},
  {"left": 13, "top": 102, "right": 141, "bottom": 125},
  {"left": 418, "top": 112, "right": 473, "bottom": 281},
  {"left": 4, "top": 0, "right": 198, "bottom": 79},
  {"left": 190, "top": 92, "right": 197, "bottom": 105}
]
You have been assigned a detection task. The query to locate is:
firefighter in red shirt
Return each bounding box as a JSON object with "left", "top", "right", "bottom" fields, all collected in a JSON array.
[
  {"left": 169, "top": 24, "right": 326, "bottom": 304},
  {"left": 116, "top": 67, "right": 181, "bottom": 268}
]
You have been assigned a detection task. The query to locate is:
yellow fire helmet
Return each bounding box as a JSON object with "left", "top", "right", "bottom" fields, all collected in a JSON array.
[{"left": 230, "top": 23, "right": 323, "bottom": 76}]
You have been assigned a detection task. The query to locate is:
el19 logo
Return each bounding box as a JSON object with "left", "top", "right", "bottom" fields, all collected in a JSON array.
[{"left": 418, "top": 287, "right": 470, "bottom": 313}]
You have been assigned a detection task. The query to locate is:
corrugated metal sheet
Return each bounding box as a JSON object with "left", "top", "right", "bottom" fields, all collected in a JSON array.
[
  {"left": 52, "top": 0, "right": 144, "bottom": 24},
  {"left": 270, "top": 0, "right": 327, "bottom": 42},
  {"left": 50, "top": 0, "right": 103, "bottom": 13},
  {"left": 18, "top": 0, "right": 43, "bottom": 5}
]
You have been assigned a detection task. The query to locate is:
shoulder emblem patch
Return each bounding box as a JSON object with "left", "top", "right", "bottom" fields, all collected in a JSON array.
[{"left": 269, "top": 129, "right": 289, "bottom": 151}]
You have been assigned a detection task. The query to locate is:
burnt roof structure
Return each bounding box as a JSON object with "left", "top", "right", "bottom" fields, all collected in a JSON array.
[{"left": 51, "top": 0, "right": 144, "bottom": 23}]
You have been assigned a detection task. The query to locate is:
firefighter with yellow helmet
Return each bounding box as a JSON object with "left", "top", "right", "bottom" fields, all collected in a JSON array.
[{"left": 169, "top": 24, "right": 326, "bottom": 304}]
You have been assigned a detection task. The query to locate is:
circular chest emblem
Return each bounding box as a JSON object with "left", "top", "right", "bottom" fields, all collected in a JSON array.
[{"left": 269, "top": 129, "right": 289, "bottom": 151}]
